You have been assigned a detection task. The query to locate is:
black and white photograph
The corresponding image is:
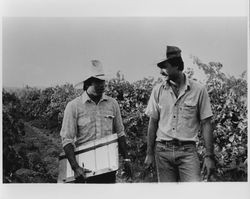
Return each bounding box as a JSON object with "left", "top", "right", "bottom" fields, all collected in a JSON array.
[{"left": 1, "top": 0, "right": 249, "bottom": 199}]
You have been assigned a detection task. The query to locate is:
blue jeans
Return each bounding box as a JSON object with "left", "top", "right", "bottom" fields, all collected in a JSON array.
[{"left": 155, "top": 141, "right": 201, "bottom": 182}]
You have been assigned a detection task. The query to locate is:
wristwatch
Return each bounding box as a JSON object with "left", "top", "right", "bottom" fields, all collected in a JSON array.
[{"left": 123, "top": 158, "right": 131, "bottom": 162}]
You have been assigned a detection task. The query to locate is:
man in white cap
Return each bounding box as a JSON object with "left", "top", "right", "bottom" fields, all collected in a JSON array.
[
  {"left": 60, "top": 60, "right": 132, "bottom": 183},
  {"left": 144, "top": 46, "right": 215, "bottom": 182}
]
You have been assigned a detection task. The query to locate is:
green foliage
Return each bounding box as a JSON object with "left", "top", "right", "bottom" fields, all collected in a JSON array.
[
  {"left": 18, "top": 86, "right": 44, "bottom": 120},
  {"left": 2, "top": 90, "right": 25, "bottom": 182},
  {"left": 18, "top": 84, "right": 82, "bottom": 129},
  {"left": 43, "top": 84, "right": 82, "bottom": 128},
  {"left": 193, "top": 57, "right": 247, "bottom": 181}
]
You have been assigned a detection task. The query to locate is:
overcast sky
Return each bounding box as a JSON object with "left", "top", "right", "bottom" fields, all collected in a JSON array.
[
  {"left": 2, "top": 17, "right": 247, "bottom": 87},
  {"left": 2, "top": 0, "right": 248, "bottom": 88}
]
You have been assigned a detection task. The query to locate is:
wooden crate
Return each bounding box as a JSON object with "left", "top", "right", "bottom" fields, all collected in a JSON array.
[{"left": 57, "top": 134, "right": 119, "bottom": 183}]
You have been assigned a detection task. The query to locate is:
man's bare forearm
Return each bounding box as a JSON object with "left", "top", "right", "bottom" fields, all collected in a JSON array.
[
  {"left": 63, "top": 143, "right": 79, "bottom": 170},
  {"left": 118, "top": 135, "right": 129, "bottom": 159},
  {"left": 147, "top": 117, "right": 158, "bottom": 155},
  {"left": 201, "top": 117, "right": 214, "bottom": 156}
]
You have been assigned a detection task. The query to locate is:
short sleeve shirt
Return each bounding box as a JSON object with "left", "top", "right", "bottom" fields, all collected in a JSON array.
[
  {"left": 60, "top": 92, "right": 125, "bottom": 148},
  {"left": 145, "top": 77, "right": 213, "bottom": 142}
]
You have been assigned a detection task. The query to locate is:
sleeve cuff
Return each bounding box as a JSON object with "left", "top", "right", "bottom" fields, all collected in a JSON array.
[
  {"left": 200, "top": 114, "right": 213, "bottom": 121},
  {"left": 145, "top": 111, "right": 159, "bottom": 120},
  {"left": 117, "top": 131, "right": 126, "bottom": 138},
  {"left": 62, "top": 138, "right": 75, "bottom": 148}
]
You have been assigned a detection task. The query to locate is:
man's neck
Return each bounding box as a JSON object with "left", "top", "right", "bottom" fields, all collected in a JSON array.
[
  {"left": 86, "top": 91, "right": 102, "bottom": 104},
  {"left": 170, "top": 72, "right": 185, "bottom": 88}
]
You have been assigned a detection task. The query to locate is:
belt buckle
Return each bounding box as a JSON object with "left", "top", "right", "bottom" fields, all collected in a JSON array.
[{"left": 172, "top": 139, "right": 181, "bottom": 146}]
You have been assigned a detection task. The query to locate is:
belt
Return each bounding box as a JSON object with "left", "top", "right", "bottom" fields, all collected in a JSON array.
[{"left": 157, "top": 139, "right": 196, "bottom": 146}]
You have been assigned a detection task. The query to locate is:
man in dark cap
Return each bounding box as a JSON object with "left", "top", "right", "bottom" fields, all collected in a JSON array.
[{"left": 144, "top": 46, "right": 215, "bottom": 182}]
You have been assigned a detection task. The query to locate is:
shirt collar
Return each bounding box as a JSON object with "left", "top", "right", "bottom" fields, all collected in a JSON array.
[
  {"left": 81, "top": 91, "right": 108, "bottom": 104},
  {"left": 184, "top": 74, "right": 191, "bottom": 90}
]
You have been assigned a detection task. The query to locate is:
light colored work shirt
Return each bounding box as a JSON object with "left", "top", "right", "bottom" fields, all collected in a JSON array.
[
  {"left": 145, "top": 76, "right": 213, "bottom": 142},
  {"left": 60, "top": 92, "right": 125, "bottom": 148}
]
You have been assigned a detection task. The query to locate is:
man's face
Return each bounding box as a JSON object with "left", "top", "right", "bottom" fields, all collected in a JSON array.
[
  {"left": 88, "top": 78, "right": 106, "bottom": 97},
  {"left": 160, "top": 61, "right": 178, "bottom": 81}
]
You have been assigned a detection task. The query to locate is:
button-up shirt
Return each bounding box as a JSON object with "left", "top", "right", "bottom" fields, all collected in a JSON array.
[
  {"left": 60, "top": 92, "right": 125, "bottom": 148},
  {"left": 145, "top": 76, "right": 213, "bottom": 142}
]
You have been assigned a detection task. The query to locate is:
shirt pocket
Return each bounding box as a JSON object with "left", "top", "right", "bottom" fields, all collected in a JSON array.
[
  {"left": 182, "top": 102, "right": 197, "bottom": 119},
  {"left": 101, "top": 111, "right": 114, "bottom": 135}
]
